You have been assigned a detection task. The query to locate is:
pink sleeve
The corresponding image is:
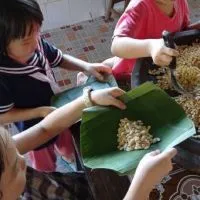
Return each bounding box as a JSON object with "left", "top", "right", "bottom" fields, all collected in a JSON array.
[{"left": 113, "top": 1, "right": 147, "bottom": 38}]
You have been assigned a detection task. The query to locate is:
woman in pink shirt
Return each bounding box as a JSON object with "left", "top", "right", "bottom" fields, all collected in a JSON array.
[{"left": 111, "top": 0, "right": 200, "bottom": 81}]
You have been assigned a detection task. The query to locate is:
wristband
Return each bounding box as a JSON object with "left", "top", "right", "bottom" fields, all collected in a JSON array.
[{"left": 83, "top": 86, "right": 94, "bottom": 107}]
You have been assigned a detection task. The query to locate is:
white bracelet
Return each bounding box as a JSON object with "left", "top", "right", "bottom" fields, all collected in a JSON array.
[{"left": 83, "top": 86, "right": 94, "bottom": 107}]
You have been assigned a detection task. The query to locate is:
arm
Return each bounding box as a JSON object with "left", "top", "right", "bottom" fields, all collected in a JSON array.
[
  {"left": 188, "top": 20, "right": 200, "bottom": 30},
  {"left": 0, "top": 106, "right": 56, "bottom": 124},
  {"left": 13, "top": 87, "right": 126, "bottom": 154},
  {"left": 123, "top": 148, "right": 177, "bottom": 200},
  {"left": 111, "top": 36, "right": 178, "bottom": 67},
  {"left": 60, "top": 54, "right": 112, "bottom": 81},
  {"left": 60, "top": 54, "right": 89, "bottom": 72},
  {"left": 111, "top": 37, "right": 153, "bottom": 59},
  {"left": 124, "top": 178, "right": 151, "bottom": 200}
]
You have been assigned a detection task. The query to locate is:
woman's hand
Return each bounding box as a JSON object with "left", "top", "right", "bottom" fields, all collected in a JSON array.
[
  {"left": 149, "top": 39, "right": 179, "bottom": 67},
  {"left": 124, "top": 148, "right": 177, "bottom": 200},
  {"left": 90, "top": 87, "right": 126, "bottom": 110},
  {"left": 85, "top": 62, "right": 112, "bottom": 81},
  {"left": 133, "top": 148, "right": 177, "bottom": 190}
]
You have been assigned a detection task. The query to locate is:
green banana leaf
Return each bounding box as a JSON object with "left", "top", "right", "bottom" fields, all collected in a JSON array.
[
  {"left": 80, "top": 82, "right": 196, "bottom": 175},
  {"left": 51, "top": 74, "right": 117, "bottom": 107}
]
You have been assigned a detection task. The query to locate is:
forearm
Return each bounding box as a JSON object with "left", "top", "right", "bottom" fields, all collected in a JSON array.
[
  {"left": 13, "top": 96, "right": 85, "bottom": 154},
  {"left": 60, "top": 54, "right": 89, "bottom": 71},
  {"left": 111, "top": 37, "right": 153, "bottom": 59},
  {"left": 124, "top": 178, "right": 151, "bottom": 200},
  {"left": 13, "top": 87, "right": 126, "bottom": 154},
  {"left": 188, "top": 20, "right": 200, "bottom": 30},
  {"left": 0, "top": 107, "right": 44, "bottom": 124}
]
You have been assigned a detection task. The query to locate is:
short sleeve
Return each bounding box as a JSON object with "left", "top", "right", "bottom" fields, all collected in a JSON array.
[
  {"left": 0, "top": 79, "right": 14, "bottom": 113},
  {"left": 40, "top": 39, "right": 63, "bottom": 68},
  {"left": 113, "top": 0, "right": 148, "bottom": 38}
]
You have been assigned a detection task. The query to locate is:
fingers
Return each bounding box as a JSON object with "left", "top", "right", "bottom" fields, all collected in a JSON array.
[
  {"left": 163, "top": 47, "right": 179, "bottom": 57},
  {"left": 92, "top": 87, "right": 126, "bottom": 109},
  {"left": 155, "top": 55, "right": 172, "bottom": 66},
  {"left": 110, "top": 97, "right": 126, "bottom": 110},
  {"left": 51, "top": 106, "right": 57, "bottom": 111},
  {"left": 91, "top": 65, "right": 112, "bottom": 81},
  {"left": 153, "top": 45, "right": 179, "bottom": 67},
  {"left": 157, "top": 47, "right": 178, "bottom": 66},
  {"left": 97, "top": 65, "right": 112, "bottom": 74},
  {"left": 162, "top": 148, "right": 177, "bottom": 159},
  {"left": 105, "top": 87, "right": 126, "bottom": 109},
  {"left": 93, "top": 71, "right": 104, "bottom": 81},
  {"left": 146, "top": 148, "right": 177, "bottom": 160},
  {"left": 148, "top": 149, "right": 160, "bottom": 156},
  {"left": 110, "top": 87, "right": 126, "bottom": 97}
]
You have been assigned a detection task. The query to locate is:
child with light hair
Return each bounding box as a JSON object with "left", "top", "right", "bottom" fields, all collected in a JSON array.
[{"left": 0, "top": 87, "right": 176, "bottom": 199}]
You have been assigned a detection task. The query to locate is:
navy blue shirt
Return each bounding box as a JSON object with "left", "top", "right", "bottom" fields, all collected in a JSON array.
[{"left": 0, "top": 38, "right": 63, "bottom": 130}]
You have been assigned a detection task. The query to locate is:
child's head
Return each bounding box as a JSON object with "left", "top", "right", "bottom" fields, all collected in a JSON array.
[
  {"left": 0, "top": 0, "right": 43, "bottom": 63},
  {"left": 0, "top": 127, "right": 27, "bottom": 200}
]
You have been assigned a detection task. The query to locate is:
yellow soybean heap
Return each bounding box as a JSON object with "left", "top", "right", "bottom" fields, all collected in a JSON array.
[
  {"left": 148, "top": 43, "right": 200, "bottom": 137},
  {"left": 149, "top": 43, "right": 200, "bottom": 91},
  {"left": 117, "top": 118, "right": 160, "bottom": 151},
  {"left": 175, "top": 96, "right": 200, "bottom": 127}
]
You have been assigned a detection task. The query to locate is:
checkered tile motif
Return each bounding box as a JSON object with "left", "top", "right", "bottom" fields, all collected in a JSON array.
[
  {"left": 42, "top": 17, "right": 118, "bottom": 90},
  {"left": 189, "top": 0, "right": 200, "bottom": 23}
]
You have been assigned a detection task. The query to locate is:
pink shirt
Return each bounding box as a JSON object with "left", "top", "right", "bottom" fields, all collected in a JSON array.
[{"left": 112, "top": 0, "right": 190, "bottom": 79}]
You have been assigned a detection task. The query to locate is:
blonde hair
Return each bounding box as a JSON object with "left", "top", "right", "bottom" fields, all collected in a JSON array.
[{"left": 0, "top": 126, "right": 8, "bottom": 199}]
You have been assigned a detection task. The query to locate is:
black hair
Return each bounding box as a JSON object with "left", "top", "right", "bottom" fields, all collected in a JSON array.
[{"left": 0, "top": 0, "right": 43, "bottom": 53}]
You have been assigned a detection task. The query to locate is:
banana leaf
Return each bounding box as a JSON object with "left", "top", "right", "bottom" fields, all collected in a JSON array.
[
  {"left": 51, "top": 74, "right": 117, "bottom": 107},
  {"left": 80, "top": 82, "right": 196, "bottom": 175}
]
